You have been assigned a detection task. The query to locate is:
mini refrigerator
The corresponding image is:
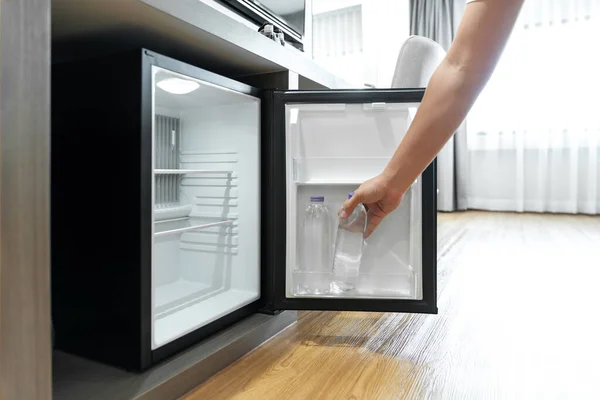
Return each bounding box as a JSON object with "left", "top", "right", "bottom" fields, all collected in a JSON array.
[{"left": 51, "top": 49, "right": 437, "bottom": 371}]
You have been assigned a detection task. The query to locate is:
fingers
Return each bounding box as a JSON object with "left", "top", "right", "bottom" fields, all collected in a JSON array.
[
  {"left": 364, "top": 212, "right": 383, "bottom": 238},
  {"left": 339, "top": 190, "right": 362, "bottom": 218}
]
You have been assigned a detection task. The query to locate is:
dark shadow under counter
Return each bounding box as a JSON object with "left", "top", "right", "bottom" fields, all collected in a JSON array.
[{"left": 53, "top": 311, "right": 297, "bottom": 400}]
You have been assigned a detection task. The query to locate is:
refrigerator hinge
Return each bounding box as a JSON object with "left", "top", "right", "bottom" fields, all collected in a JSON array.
[
  {"left": 292, "top": 159, "right": 298, "bottom": 182},
  {"left": 258, "top": 303, "right": 281, "bottom": 315},
  {"left": 364, "top": 102, "right": 387, "bottom": 111}
]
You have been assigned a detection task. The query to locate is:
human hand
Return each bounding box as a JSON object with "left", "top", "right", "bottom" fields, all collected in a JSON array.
[{"left": 339, "top": 173, "right": 405, "bottom": 238}]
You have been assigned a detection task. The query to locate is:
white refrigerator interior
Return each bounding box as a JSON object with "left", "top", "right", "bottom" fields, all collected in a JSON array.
[
  {"left": 151, "top": 66, "right": 260, "bottom": 349},
  {"left": 286, "top": 102, "right": 423, "bottom": 299}
]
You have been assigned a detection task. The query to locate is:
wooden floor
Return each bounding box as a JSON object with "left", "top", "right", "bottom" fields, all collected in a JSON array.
[{"left": 185, "top": 211, "right": 600, "bottom": 399}]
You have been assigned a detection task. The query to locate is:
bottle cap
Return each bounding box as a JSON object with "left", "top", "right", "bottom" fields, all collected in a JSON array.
[
  {"left": 348, "top": 192, "right": 355, "bottom": 200},
  {"left": 310, "top": 196, "right": 325, "bottom": 203}
]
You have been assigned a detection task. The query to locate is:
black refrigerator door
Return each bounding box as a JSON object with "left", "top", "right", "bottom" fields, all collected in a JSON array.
[{"left": 262, "top": 89, "right": 437, "bottom": 314}]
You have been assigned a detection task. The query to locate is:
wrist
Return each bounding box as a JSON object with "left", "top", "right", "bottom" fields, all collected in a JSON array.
[{"left": 382, "top": 164, "right": 411, "bottom": 194}]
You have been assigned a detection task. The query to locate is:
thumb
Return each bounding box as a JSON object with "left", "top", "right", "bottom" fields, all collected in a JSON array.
[{"left": 339, "top": 190, "right": 363, "bottom": 218}]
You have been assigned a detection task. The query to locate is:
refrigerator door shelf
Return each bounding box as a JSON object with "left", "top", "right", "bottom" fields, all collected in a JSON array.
[
  {"left": 292, "top": 157, "right": 390, "bottom": 185},
  {"left": 291, "top": 270, "right": 417, "bottom": 299},
  {"left": 288, "top": 180, "right": 422, "bottom": 300}
]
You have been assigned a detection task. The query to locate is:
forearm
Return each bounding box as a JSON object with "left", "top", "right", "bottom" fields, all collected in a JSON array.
[
  {"left": 383, "top": 59, "right": 480, "bottom": 192},
  {"left": 382, "top": 0, "right": 524, "bottom": 194}
]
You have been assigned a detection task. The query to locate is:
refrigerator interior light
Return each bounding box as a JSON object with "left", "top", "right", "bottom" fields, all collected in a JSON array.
[{"left": 157, "top": 77, "right": 200, "bottom": 95}]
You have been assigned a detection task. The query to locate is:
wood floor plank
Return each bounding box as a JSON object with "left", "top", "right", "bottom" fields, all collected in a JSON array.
[{"left": 184, "top": 211, "right": 600, "bottom": 399}]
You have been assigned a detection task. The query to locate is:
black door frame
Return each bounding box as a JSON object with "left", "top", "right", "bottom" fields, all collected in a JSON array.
[{"left": 262, "top": 89, "right": 437, "bottom": 314}]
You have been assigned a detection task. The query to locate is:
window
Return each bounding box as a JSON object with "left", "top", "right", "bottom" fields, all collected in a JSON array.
[
  {"left": 466, "top": 0, "right": 600, "bottom": 214},
  {"left": 311, "top": 0, "right": 410, "bottom": 88}
]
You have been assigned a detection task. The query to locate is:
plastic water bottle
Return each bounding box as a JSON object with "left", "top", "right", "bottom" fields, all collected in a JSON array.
[
  {"left": 331, "top": 192, "right": 367, "bottom": 293},
  {"left": 300, "top": 196, "right": 331, "bottom": 294}
]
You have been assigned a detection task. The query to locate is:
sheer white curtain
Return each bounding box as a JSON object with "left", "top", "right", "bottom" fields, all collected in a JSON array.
[{"left": 466, "top": 0, "right": 600, "bottom": 214}]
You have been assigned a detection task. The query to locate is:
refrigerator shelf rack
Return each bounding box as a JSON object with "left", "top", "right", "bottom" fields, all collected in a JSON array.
[
  {"left": 154, "top": 220, "right": 233, "bottom": 237},
  {"left": 154, "top": 169, "right": 233, "bottom": 175},
  {"left": 296, "top": 180, "right": 364, "bottom": 186},
  {"left": 154, "top": 216, "right": 190, "bottom": 224}
]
